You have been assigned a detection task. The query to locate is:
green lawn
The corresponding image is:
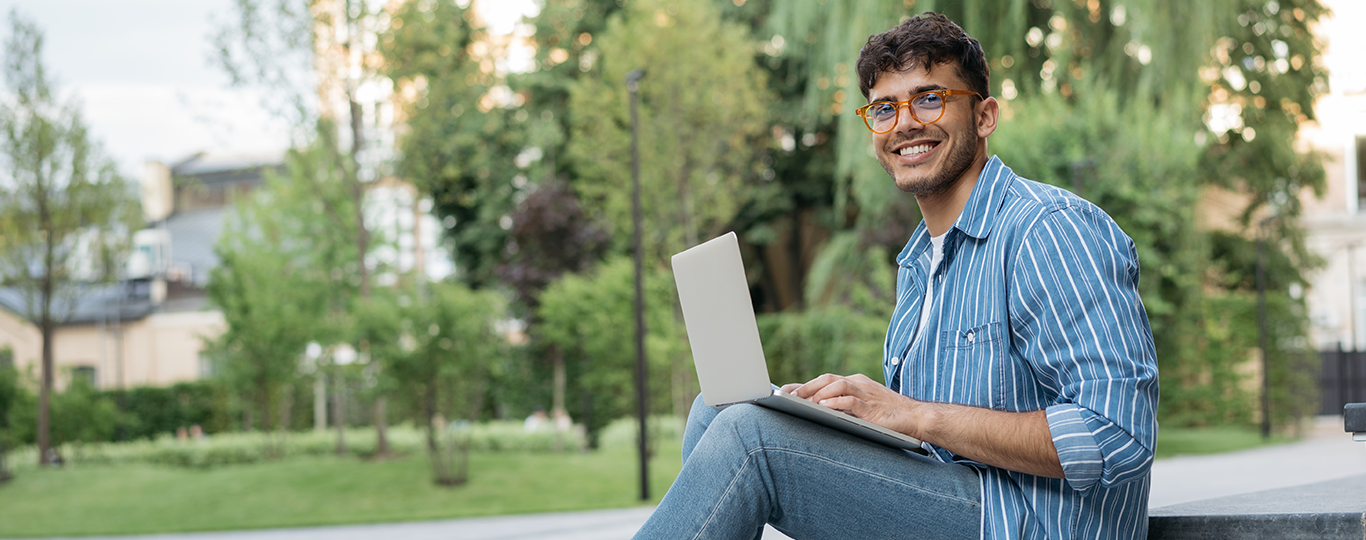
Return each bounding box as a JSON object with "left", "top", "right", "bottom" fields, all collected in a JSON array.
[
  {"left": 0, "top": 443, "right": 683, "bottom": 538},
  {"left": 0, "top": 423, "right": 1299, "bottom": 537},
  {"left": 1154, "top": 425, "right": 1293, "bottom": 459}
]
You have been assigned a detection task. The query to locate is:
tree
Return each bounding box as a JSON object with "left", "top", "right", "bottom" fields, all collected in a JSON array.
[
  {"left": 537, "top": 258, "right": 686, "bottom": 445},
  {"left": 0, "top": 353, "right": 18, "bottom": 480},
  {"left": 206, "top": 150, "right": 346, "bottom": 440},
  {"left": 214, "top": 0, "right": 396, "bottom": 453},
  {"left": 378, "top": 0, "right": 526, "bottom": 290},
  {"left": 357, "top": 283, "right": 504, "bottom": 485},
  {"left": 566, "top": 0, "right": 772, "bottom": 264},
  {"left": 720, "top": 0, "right": 1329, "bottom": 427},
  {"left": 497, "top": 181, "right": 608, "bottom": 424},
  {"left": 0, "top": 11, "right": 141, "bottom": 466}
]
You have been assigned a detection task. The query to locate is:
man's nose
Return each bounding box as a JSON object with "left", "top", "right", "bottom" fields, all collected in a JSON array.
[{"left": 894, "top": 103, "right": 926, "bottom": 132}]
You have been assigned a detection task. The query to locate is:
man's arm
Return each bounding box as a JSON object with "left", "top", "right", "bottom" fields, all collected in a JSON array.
[{"left": 783, "top": 375, "right": 1064, "bottom": 478}]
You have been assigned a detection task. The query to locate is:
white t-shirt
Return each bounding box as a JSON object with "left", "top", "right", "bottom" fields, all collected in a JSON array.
[{"left": 911, "top": 232, "right": 947, "bottom": 349}]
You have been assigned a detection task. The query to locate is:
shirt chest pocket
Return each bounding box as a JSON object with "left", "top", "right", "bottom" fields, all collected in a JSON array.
[{"left": 934, "top": 322, "right": 1005, "bottom": 408}]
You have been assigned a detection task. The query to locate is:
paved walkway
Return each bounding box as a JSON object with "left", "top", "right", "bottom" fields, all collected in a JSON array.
[{"left": 22, "top": 417, "right": 1365, "bottom": 540}]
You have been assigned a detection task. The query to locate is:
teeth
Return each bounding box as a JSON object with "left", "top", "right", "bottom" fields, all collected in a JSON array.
[{"left": 899, "top": 144, "right": 932, "bottom": 156}]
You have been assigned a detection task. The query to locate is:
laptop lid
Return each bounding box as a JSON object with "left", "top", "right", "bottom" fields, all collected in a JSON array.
[{"left": 672, "top": 232, "right": 773, "bottom": 407}]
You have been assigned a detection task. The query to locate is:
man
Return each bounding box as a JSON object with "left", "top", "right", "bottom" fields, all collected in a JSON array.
[{"left": 634, "top": 12, "right": 1158, "bottom": 540}]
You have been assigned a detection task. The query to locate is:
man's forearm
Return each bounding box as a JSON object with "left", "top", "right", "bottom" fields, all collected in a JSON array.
[{"left": 908, "top": 402, "right": 1064, "bottom": 479}]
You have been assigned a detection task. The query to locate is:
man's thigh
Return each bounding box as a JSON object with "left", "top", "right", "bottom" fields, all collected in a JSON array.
[{"left": 676, "top": 403, "right": 982, "bottom": 540}]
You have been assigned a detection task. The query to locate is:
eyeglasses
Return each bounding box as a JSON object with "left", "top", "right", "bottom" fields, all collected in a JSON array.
[{"left": 854, "top": 89, "right": 982, "bottom": 134}]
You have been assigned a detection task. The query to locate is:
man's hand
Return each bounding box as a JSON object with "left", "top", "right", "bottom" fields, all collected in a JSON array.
[
  {"left": 782, "top": 373, "right": 1065, "bottom": 479},
  {"left": 781, "top": 373, "right": 920, "bottom": 437}
]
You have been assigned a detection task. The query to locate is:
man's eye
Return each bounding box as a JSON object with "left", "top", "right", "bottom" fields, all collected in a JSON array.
[
  {"left": 916, "top": 93, "right": 943, "bottom": 107},
  {"left": 871, "top": 104, "right": 897, "bottom": 117}
]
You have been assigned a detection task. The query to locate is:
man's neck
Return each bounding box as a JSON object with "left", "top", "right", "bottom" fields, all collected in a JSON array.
[{"left": 916, "top": 152, "right": 989, "bottom": 238}]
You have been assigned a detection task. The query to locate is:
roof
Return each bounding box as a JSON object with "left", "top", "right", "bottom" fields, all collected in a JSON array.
[
  {"left": 171, "top": 152, "right": 284, "bottom": 187},
  {"left": 172, "top": 152, "right": 285, "bottom": 177},
  {"left": 0, "top": 281, "right": 155, "bottom": 325}
]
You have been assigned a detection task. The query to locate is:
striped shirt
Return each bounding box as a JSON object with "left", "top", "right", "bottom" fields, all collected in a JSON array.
[{"left": 883, "top": 156, "right": 1159, "bottom": 540}]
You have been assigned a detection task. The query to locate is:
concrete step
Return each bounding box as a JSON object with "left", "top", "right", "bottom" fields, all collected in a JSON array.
[{"left": 1148, "top": 473, "right": 1366, "bottom": 539}]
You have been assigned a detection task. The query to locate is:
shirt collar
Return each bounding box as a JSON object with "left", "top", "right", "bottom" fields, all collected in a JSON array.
[{"left": 895, "top": 155, "right": 1015, "bottom": 268}]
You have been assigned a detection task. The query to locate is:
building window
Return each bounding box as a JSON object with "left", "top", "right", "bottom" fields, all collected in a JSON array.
[
  {"left": 199, "top": 354, "right": 215, "bottom": 379},
  {"left": 72, "top": 366, "right": 96, "bottom": 388},
  {"left": 1358, "top": 136, "right": 1366, "bottom": 213}
]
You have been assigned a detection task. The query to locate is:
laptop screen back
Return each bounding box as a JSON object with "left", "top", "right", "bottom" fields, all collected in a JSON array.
[{"left": 672, "top": 232, "right": 773, "bottom": 407}]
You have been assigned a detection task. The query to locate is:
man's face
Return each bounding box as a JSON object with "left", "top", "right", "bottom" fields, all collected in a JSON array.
[{"left": 867, "top": 64, "right": 983, "bottom": 197}]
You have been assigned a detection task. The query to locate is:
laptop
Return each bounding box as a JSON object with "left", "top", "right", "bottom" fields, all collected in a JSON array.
[{"left": 672, "top": 232, "right": 926, "bottom": 452}]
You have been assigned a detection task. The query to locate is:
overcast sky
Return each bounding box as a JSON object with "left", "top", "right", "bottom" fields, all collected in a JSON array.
[
  {"left": 0, "top": 0, "right": 289, "bottom": 179},
  {"left": 0, "top": 0, "right": 538, "bottom": 182}
]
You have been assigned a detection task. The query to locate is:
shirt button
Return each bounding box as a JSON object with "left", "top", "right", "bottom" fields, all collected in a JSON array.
[
  {"left": 890, "top": 357, "right": 901, "bottom": 366},
  {"left": 967, "top": 332, "right": 975, "bottom": 343}
]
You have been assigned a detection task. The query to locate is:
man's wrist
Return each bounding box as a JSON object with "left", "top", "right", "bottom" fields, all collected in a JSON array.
[{"left": 904, "top": 398, "right": 942, "bottom": 443}]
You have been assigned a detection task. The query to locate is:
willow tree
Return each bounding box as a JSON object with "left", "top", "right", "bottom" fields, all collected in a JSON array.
[{"left": 719, "top": 0, "right": 1328, "bottom": 426}]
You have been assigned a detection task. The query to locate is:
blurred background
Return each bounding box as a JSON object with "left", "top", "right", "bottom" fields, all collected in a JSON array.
[{"left": 0, "top": 0, "right": 1363, "bottom": 535}]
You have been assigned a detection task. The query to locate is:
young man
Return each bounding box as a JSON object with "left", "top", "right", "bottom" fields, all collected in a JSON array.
[{"left": 634, "top": 13, "right": 1158, "bottom": 540}]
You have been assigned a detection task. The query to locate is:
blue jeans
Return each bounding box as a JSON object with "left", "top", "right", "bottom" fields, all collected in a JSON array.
[{"left": 634, "top": 395, "right": 983, "bottom": 540}]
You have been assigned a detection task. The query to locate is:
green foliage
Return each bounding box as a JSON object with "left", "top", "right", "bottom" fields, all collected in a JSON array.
[
  {"left": 359, "top": 283, "right": 505, "bottom": 425},
  {"left": 537, "top": 258, "right": 687, "bottom": 445},
  {"left": 0, "top": 10, "right": 141, "bottom": 461},
  {"left": 15, "top": 424, "right": 590, "bottom": 470},
  {"left": 206, "top": 144, "right": 357, "bottom": 430},
  {"left": 758, "top": 306, "right": 889, "bottom": 387},
  {"left": 48, "top": 378, "right": 119, "bottom": 447},
  {"left": 566, "top": 0, "right": 772, "bottom": 262},
  {"left": 379, "top": 0, "right": 524, "bottom": 289},
  {"left": 112, "top": 382, "right": 232, "bottom": 441}
]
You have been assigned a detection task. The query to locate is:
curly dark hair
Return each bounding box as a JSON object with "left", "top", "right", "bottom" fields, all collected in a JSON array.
[{"left": 856, "top": 12, "right": 990, "bottom": 101}]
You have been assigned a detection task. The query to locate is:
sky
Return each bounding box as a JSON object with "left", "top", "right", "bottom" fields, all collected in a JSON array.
[{"left": 0, "top": 0, "right": 538, "bottom": 181}]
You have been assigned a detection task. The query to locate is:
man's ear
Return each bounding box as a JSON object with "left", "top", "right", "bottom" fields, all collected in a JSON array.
[{"left": 976, "top": 96, "right": 1000, "bottom": 139}]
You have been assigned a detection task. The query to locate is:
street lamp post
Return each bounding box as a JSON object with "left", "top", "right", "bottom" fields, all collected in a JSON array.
[
  {"left": 1256, "top": 223, "right": 1271, "bottom": 439},
  {"left": 626, "top": 67, "right": 649, "bottom": 502}
]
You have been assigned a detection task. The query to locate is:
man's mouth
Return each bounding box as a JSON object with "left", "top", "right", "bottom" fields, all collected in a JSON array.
[{"left": 898, "top": 143, "right": 936, "bottom": 157}]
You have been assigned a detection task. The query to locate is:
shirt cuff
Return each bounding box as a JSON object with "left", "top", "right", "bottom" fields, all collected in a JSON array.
[{"left": 1046, "top": 403, "right": 1104, "bottom": 492}]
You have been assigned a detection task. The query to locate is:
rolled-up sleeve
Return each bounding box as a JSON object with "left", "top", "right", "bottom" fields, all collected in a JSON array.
[{"left": 1009, "top": 208, "right": 1159, "bottom": 493}]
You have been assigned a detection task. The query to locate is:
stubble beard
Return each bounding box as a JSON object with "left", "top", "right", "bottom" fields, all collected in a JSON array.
[{"left": 879, "top": 122, "right": 979, "bottom": 199}]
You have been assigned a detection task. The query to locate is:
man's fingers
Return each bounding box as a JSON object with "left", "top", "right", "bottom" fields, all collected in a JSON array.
[
  {"left": 809, "top": 377, "right": 862, "bottom": 404},
  {"left": 779, "top": 383, "right": 802, "bottom": 394},
  {"left": 816, "top": 395, "right": 863, "bottom": 416},
  {"left": 791, "top": 373, "right": 842, "bottom": 398},
  {"left": 848, "top": 373, "right": 878, "bottom": 385}
]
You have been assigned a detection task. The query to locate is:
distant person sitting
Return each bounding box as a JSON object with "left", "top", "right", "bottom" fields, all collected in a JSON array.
[{"left": 524, "top": 409, "right": 549, "bottom": 433}]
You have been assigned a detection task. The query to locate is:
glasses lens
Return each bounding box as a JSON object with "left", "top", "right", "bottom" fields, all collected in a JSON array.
[
  {"left": 911, "top": 92, "right": 944, "bottom": 124},
  {"left": 867, "top": 103, "right": 898, "bottom": 132}
]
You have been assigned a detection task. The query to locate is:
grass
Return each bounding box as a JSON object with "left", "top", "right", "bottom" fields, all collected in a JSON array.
[
  {"left": 1154, "top": 424, "right": 1294, "bottom": 459},
  {"left": 0, "top": 422, "right": 1301, "bottom": 537},
  {"left": 0, "top": 442, "right": 683, "bottom": 538}
]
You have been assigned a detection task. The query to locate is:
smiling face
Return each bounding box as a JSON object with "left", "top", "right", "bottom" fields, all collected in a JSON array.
[{"left": 868, "top": 63, "right": 991, "bottom": 198}]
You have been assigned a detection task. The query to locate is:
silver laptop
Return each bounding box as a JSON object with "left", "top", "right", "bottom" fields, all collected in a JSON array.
[{"left": 672, "top": 232, "right": 925, "bottom": 452}]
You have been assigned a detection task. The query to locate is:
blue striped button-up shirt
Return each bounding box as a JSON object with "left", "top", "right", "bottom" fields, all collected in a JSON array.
[{"left": 884, "top": 156, "right": 1159, "bottom": 540}]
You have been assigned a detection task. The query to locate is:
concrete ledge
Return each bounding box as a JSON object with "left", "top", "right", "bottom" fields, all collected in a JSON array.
[{"left": 1148, "top": 474, "right": 1366, "bottom": 539}]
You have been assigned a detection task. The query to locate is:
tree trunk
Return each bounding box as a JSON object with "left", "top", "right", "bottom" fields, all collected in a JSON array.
[
  {"left": 551, "top": 345, "right": 566, "bottom": 418},
  {"left": 314, "top": 374, "right": 326, "bottom": 432},
  {"left": 333, "top": 369, "right": 347, "bottom": 455},
  {"left": 373, "top": 396, "right": 389, "bottom": 458},
  {"left": 37, "top": 221, "right": 55, "bottom": 467},
  {"left": 425, "top": 378, "right": 455, "bottom": 486},
  {"left": 37, "top": 318, "right": 52, "bottom": 467}
]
